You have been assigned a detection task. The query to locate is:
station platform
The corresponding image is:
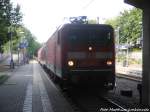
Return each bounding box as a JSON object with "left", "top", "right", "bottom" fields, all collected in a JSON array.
[
  {"left": 116, "top": 63, "right": 142, "bottom": 81},
  {"left": 0, "top": 60, "right": 74, "bottom": 112}
]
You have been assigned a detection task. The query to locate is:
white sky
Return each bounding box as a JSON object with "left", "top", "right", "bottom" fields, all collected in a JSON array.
[{"left": 11, "top": 0, "right": 133, "bottom": 43}]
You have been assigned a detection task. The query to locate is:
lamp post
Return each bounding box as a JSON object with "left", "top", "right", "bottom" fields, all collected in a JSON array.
[
  {"left": 8, "top": 26, "right": 14, "bottom": 69},
  {"left": 115, "top": 27, "right": 120, "bottom": 63},
  {"left": 18, "top": 47, "right": 20, "bottom": 65},
  {"left": 126, "top": 36, "right": 129, "bottom": 67},
  {"left": 139, "top": 22, "right": 143, "bottom": 48}
]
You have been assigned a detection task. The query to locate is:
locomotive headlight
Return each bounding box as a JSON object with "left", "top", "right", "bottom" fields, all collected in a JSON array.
[
  {"left": 68, "top": 60, "right": 74, "bottom": 67},
  {"left": 106, "top": 60, "right": 112, "bottom": 66},
  {"left": 88, "top": 46, "right": 92, "bottom": 51}
]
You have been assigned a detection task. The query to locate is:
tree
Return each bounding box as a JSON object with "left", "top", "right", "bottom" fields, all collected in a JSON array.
[
  {"left": 105, "top": 8, "right": 142, "bottom": 48},
  {"left": 0, "top": 0, "right": 11, "bottom": 44},
  {"left": 11, "top": 4, "right": 22, "bottom": 27},
  {"left": 0, "top": 0, "right": 22, "bottom": 52},
  {"left": 18, "top": 26, "right": 41, "bottom": 58}
]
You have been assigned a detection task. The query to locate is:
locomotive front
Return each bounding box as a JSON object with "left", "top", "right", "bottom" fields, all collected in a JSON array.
[{"left": 61, "top": 24, "right": 115, "bottom": 88}]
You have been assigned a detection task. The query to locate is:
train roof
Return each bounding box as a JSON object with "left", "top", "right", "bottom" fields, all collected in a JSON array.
[{"left": 57, "top": 23, "right": 114, "bottom": 31}]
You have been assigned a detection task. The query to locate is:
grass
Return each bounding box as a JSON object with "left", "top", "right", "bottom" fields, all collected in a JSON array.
[{"left": 0, "top": 73, "right": 9, "bottom": 85}]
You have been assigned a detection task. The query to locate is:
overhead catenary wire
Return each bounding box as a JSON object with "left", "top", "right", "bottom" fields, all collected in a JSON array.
[{"left": 82, "top": 0, "right": 95, "bottom": 10}]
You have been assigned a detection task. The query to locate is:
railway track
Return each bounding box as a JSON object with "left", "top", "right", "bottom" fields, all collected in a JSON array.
[
  {"left": 98, "top": 96, "right": 127, "bottom": 111},
  {"left": 60, "top": 87, "right": 127, "bottom": 112},
  {"left": 43, "top": 66, "right": 128, "bottom": 112},
  {"left": 116, "top": 73, "right": 142, "bottom": 82}
]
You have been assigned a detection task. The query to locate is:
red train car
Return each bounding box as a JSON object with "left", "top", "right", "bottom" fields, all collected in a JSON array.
[
  {"left": 38, "top": 24, "right": 115, "bottom": 89},
  {"left": 37, "top": 45, "right": 46, "bottom": 66}
]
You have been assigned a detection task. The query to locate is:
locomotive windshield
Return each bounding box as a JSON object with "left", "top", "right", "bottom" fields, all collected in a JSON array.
[{"left": 67, "top": 28, "right": 113, "bottom": 45}]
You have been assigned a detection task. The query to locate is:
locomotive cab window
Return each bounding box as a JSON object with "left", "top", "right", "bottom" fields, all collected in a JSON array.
[{"left": 67, "top": 29, "right": 113, "bottom": 46}]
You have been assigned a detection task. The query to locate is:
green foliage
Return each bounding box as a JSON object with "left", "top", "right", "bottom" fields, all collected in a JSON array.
[
  {"left": 11, "top": 4, "right": 22, "bottom": 26},
  {"left": 0, "top": 74, "right": 9, "bottom": 85},
  {"left": 27, "top": 36, "right": 41, "bottom": 57},
  {"left": 0, "top": 1, "right": 40, "bottom": 56},
  {"left": 0, "top": 0, "right": 12, "bottom": 47},
  {"left": 2, "top": 26, "right": 41, "bottom": 58},
  {"left": 128, "top": 58, "right": 142, "bottom": 65},
  {"left": 131, "top": 47, "right": 141, "bottom": 52},
  {"left": 19, "top": 26, "right": 41, "bottom": 57},
  {"left": 0, "top": 0, "right": 22, "bottom": 52},
  {"left": 105, "top": 8, "right": 142, "bottom": 47},
  {"left": 117, "top": 54, "right": 126, "bottom": 62},
  {"left": 117, "top": 52, "right": 142, "bottom": 65}
]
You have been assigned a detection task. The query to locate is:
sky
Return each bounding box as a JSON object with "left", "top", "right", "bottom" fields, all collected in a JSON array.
[{"left": 11, "top": 0, "right": 133, "bottom": 43}]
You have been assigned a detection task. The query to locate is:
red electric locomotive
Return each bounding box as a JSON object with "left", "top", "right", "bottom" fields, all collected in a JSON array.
[{"left": 38, "top": 24, "right": 115, "bottom": 89}]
